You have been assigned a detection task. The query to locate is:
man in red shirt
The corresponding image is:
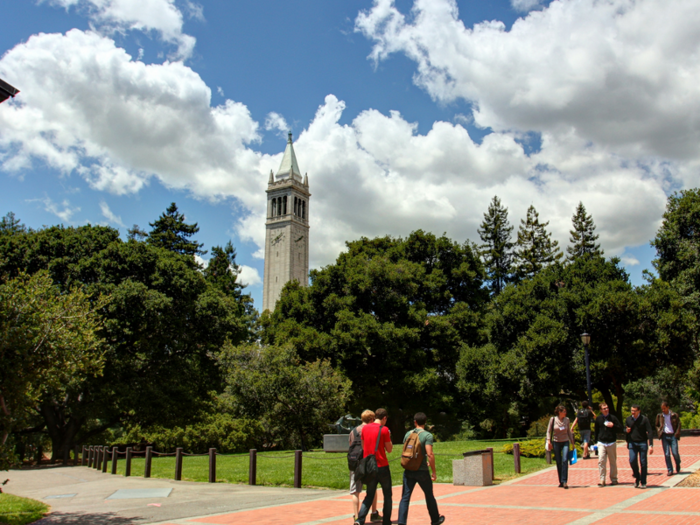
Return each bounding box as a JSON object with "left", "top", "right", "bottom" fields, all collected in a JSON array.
[{"left": 355, "top": 408, "right": 393, "bottom": 525}]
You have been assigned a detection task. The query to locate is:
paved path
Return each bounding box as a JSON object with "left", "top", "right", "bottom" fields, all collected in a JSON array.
[{"left": 5, "top": 437, "right": 700, "bottom": 524}]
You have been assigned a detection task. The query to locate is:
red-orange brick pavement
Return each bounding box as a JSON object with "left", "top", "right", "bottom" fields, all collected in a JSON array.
[{"left": 153, "top": 436, "right": 700, "bottom": 525}]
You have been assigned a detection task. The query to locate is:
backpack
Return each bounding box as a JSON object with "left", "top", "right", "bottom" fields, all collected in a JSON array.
[
  {"left": 354, "top": 425, "right": 383, "bottom": 484},
  {"left": 400, "top": 429, "right": 424, "bottom": 471},
  {"left": 577, "top": 409, "right": 591, "bottom": 428},
  {"left": 347, "top": 427, "right": 363, "bottom": 471}
]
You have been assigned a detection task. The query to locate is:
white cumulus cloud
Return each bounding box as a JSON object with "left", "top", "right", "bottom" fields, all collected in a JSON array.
[
  {"left": 48, "top": 0, "right": 197, "bottom": 58},
  {"left": 99, "top": 201, "right": 124, "bottom": 226}
]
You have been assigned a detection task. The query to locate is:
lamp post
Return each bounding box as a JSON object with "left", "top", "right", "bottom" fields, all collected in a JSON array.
[{"left": 581, "top": 332, "right": 592, "bottom": 404}]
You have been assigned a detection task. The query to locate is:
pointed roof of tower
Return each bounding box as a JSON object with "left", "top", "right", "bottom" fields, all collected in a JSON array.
[{"left": 275, "top": 131, "right": 302, "bottom": 182}]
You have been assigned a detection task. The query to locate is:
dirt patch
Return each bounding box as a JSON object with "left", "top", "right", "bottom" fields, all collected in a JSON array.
[{"left": 677, "top": 470, "right": 700, "bottom": 487}]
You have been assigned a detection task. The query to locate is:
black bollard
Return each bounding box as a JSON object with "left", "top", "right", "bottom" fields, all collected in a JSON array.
[
  {"left": 208, "top": 448, "right": 216, "bottom": 484},
  {"left": 249, "top": 449, "right": 257, "bottom": 486},
  {"left": 294, "top": 450, "right": 302, "bottom": 488},
  {"left": 102, "top": 447, "right": 109, "bottom": 472},
  {"left": 144, "top": 446, "right": 153, "bottom": 478},
  {"left": 111, "top": 447, "right": 118, "bottom": 475},
  {"left": 175, "top": 448, "right": 183, "bottom": 481},
  {"left": 125, "top": 447, "right": 132, "bottom": 477}
]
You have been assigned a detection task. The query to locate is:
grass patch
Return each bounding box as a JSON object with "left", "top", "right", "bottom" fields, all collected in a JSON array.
[
  {"left": 0, "top": 493, "right": 49, "bottom": 525},
  {"left": 110, "top": 440, "right": 548, "bottom": 489}
]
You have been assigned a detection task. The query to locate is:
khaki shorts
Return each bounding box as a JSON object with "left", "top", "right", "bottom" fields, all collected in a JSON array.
[{"left": 349, "top": 470, "right": 362, "bottom": 494}]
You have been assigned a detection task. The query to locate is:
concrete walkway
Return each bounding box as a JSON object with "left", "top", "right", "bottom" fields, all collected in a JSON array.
[{"left": 5, "top": 436, "right": 700, "bottom": 524}]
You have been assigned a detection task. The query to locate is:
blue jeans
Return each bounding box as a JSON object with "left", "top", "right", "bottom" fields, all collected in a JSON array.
[
  {"left": 398, "top": 469, "right": 440, "bottom": 525},
  {"left": 628, "top": 442, "right": 648, "bottom": 484},
  {"left": 661, "top": 434, "right": 681, "bottom": 473},
  {"left": 552, "top": 441, "right": 570, "bottom": 484},
  {"left": 358, "top": 465, "right": 392, "bottom": 525}
]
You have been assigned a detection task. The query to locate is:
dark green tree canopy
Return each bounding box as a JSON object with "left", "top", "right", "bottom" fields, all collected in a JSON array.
[
  {"left": 514, "top": 205, "right": 562, "bottom": 280},
  {"left": 262, "top": 230, "right": 487, "bottom": 436},
  {"left": 204, "top": 241, "right": 244, "bottom": 297},
  {"left": 567, "top": 202, "right": 602, "bottom": 260},
  {"left": 478, "top": 196, "right": 514, "bottom": 295},
  {"left": 147, "top": 202, "right": 205, "bottom": 256}
]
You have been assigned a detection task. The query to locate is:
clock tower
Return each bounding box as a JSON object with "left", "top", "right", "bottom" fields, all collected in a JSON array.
[{"left": 262, "top": 132, "right": 310, "bottom": 312}]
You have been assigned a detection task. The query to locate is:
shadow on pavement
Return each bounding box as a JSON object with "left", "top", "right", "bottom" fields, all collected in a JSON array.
[{"left": 34, "top": 511, "right": 137, "bottom": 525}]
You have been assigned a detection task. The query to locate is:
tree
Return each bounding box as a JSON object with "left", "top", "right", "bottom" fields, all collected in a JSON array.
[
  {"left": 0, "top": 271, "right": 105, "bottom": 468},
  {"left": 0, "top": 212, "right": 26, "bottom": 236},
  {"left": 147, "top": 202, "right": 205, "bottom": 256},
  {"left": 262, "top": 230, "right": 487, "bottom": 437},
  {"left": 567, "top": 202, "right": 602, "bottom": 260},
  {"left": 204, "top": 242, "right": 243, "bottom": 298},
  {"left": 0, "top": 224, "right": 255, "bottom": 461},
  {"left": 478, "top": 196, "right": 514, "bottom": 295},
  {"left": 219, "top": 343, "right": 351, "bottom": 450},
  {"left": 513, "top": 205, "right": 562, "bottom": 280}
]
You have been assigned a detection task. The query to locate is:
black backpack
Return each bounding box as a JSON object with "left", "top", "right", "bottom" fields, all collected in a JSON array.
[
  {"left": 347, "top": 427, "right": 363, "bottom": 471},
  {"left": 355, "top": 425, "right": 383, "bottom": 484},
  {"left": 577, "top": 409, "right": 591, "bottom": 427}
]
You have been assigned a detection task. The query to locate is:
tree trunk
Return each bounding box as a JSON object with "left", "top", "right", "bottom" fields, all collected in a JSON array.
[
  {"left": 599, "top": 386, "right": 617, "bottom": 417},
  {"left": 614, "top": 381, "right": 625, "bottom": 420},
  {"left": 39, "top": 403, "right": 84, "bottom": 463}
]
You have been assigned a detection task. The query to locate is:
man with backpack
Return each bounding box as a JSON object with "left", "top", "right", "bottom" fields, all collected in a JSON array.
[
  {"left": 348, "top": 410, "right": 379, "bottom": 523},
  {"left": 355, "top": 408, "right": 393, "bottom": 525},
  {"left": 571, "top": 401, "right": 596, "bottom": 459},
  {"left": 397, "top": 413, "right": 445, "bottom": 525}
]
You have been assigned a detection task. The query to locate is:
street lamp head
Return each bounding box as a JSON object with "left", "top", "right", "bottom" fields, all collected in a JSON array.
[{"left": 581, "top": 332, "right": 591, "bottom": 346}]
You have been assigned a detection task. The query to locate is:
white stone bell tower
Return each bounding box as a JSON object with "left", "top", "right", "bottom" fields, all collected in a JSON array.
[{"left": 262, "top": 132, "right": 310, "bottom": 312}]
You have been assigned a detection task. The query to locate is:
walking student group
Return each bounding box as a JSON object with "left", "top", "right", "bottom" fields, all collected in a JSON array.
[
  {"left": 546, "top": 400, "right": 682, "bottom": 488},
  {"left": 347, "top": 409, "right": 446, "bottom": 525}
]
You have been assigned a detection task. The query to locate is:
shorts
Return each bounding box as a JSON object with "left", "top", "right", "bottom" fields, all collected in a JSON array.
[
  {"left": 580, "top": 430, "right": 591, "bottom": 444},
  {"left": 349, "top": 470, "right": 362, "bottom": 494}
]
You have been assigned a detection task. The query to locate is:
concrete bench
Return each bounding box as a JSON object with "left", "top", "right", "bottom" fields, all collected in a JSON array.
[{"left": 453, "top": 449, "right": 493, "bottom": 486}]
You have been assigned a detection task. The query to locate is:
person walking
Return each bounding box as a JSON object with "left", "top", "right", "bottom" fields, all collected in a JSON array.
[
  {"left": 546, "top": 405, "right": 575, "bottom": 489},
  {"left": 348, "top": 410, "right": 380, "bottom": 522},
  {"left": 355, "top": 408, "right": 392, "bottom": 525},
  {"left": 397, "top": 412, "right": 445, "bottom": 525},
  {"left": 655, "top": 401, "right": 681, "bottom": 476},
  {"left": 625, "top": 404, "right": 654, "bottom": 488},
  {"left": 571, "top": 400, "right": 596, "bottom": 459},
  {"left": 594, "top": 403, "right": 623, "bottom": 487}
]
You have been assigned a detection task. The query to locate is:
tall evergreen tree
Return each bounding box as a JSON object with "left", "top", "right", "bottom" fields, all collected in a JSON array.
[
  {"left": 0, "top": 212, "right": 27, "bottom": 236},
  {"left": 147, "top": 202, "right": 205, "bottom": 256},
  {"left": 478, "top": 196, "right": 514, "bottom": 295},
  {"left": 567, "top": 202, "right": 602, "bottom": 260},
  {"left": 514, "top": 205, "right": 562, "bottom": 279},
  {"left": 204, "top": 241, "right": 244, "bottom": 298}
]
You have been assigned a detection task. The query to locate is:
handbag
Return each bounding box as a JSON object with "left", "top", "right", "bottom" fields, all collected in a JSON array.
[
  {"left": 355, "top": 424, "right": 384, "bottom": 484},
  {"left": 569, "top": 448, "right": 578, "bottom": 465}
]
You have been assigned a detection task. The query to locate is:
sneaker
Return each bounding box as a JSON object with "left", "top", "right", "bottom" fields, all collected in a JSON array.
[
  {"left": 354, "top": 521, "right": 360, "bottom": 525},
  {"left": 563, "top": 483, "right": 568, "bottom": 489},
  {"left": 641, "top": 484, "right": 647, "bottom": 489},
  {"left": 598, "top": 482, "right": 605, "bottom": 487},
  {"left": 634, "top": 479, "right": 640, "bottom": 488},
  {"left": 667, "top": 472, "right": 674, "bottom": 476},
  {"left": 610, "top": 481, "right": 618, "bottom": 486},
  {"left": 370, "top": 512, "right": 382, "bottom": 522},
  {"left": 431, "top": 517, "right": 446, "bottom": 525}
]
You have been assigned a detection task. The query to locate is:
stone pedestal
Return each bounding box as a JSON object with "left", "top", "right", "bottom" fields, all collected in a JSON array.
[
  {"left": 453, "top": 454, "right": 493, "bottom": 486},
  {"left": 323, "top": 434, "right": 349, "bottom": 453}
]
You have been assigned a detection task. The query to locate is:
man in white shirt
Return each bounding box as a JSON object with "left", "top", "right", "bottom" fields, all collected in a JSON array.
[{"left": 655, "top": 401, "right": 682, "bottom": 476}]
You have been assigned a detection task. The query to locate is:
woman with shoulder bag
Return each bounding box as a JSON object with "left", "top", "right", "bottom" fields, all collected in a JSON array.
[{"left": 546, "top": 405, "right": 575, "bottom": 488}]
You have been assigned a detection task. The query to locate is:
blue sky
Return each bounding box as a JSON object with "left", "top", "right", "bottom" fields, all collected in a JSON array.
[{"left": 2, "top": 0, "right": 698, "bottom": 310}]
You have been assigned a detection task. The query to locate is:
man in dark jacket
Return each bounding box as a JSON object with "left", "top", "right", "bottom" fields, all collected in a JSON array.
[
  {"left": 625, "top": 405, "right": 654, "bottom": 488},
  {"left": 655, "top": 401, "right": 682, "bottom": 476},
  {"left": 594, "top": 403, "right": 623, "bottom": 486}
]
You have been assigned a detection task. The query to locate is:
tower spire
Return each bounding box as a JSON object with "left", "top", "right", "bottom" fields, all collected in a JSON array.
[{"left": 276, "top": 130, "right": 301, "bottom": 181}]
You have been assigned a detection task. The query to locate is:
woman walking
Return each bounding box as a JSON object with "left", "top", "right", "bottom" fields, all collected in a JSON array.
[{"left": 546, "top": 405, "right": 575, "bottom": 488}]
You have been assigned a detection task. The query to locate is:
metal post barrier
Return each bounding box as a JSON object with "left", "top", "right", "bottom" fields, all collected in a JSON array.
[
  {"left": 208, "top": 448, "right": 216, "bottom": 483},
  {"left": 95, "top": 447, "right": 102, "bottom": 470},
  {"left": 513, "top": 443, "right": 521, "bottom": 474},
  {"left": 81, "top": 446, "right": 87, "bottom": 466},
  {"left": 74, "top": 446, "right": 80, "bottom": 466},
  {"left": 111, "top": 447, "right": 118, "bottom": 475},
  {"left": 175, "top": 448, "right": 183, "bottom": 481},
  {"left": 486, "top": 447, "right": 494, "bottom": 481},
  {"left": 102, "top": 447, "right": 109, "bottom": 472},
  {"left": 88, "top": 447, "right": 93, "bottom": 468},
  {"left": 144, "top": 446, "right": 153, "bottom": 478},
  {"left": 248, "top": 449, "right": 257, "bottom": 485},
  {"left": 125, "top": 447, "right": 132, "bottom": 477},
  {"left": 293, "top": 450, "right": 302, "bottom": 489}
]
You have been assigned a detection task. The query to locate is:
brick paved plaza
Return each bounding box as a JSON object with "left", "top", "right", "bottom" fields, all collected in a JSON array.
[{"left": 152, "top": 436, "right": 700, "bottom": 525}]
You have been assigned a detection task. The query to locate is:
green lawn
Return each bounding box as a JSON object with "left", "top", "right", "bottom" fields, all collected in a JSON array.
[
  {"left": 110, "top": 440, "right": 548, "bottom": 489},
  {"left": 0, "top": 493, "right": 48, "bottom": 525}
]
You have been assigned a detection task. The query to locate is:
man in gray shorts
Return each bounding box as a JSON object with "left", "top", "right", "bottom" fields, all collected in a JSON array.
[
  {"left": 350, "top": 410, "right": 379, "bottom": 522},
  {"left": 572, "top": 400, "right": 596, "bottom": 459}
]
